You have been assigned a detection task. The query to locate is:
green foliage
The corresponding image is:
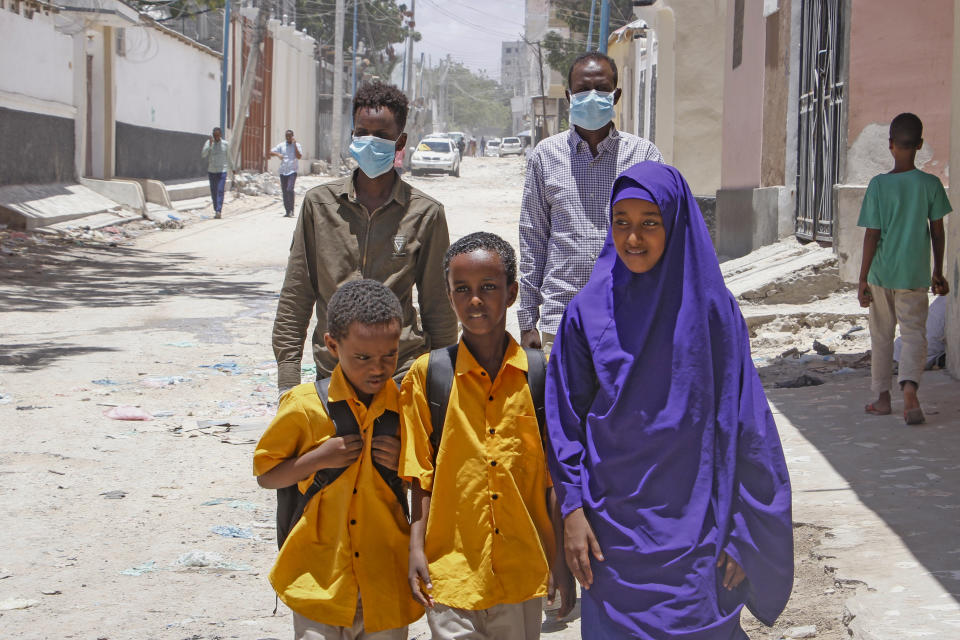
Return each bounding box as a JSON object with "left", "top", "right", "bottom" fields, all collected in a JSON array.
[
  {"left": 541, "top": 0, "right": 635, "bottom": 84},
  {"left": 444, "top": 63, "right": 512, "bottom": 136},
  {"left": 295, "top": 0, "right": 416, "bottom": 79}
]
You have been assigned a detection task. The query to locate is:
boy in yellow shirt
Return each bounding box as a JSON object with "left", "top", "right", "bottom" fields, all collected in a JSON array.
[
  {"left": 254, "top": 279, "right": 422, "bottom": 639},
  {"left": 399, "top": 232, "right": 575, "bottom": 639}
]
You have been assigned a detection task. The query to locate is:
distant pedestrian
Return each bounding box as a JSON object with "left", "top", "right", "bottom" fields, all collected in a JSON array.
[
  {"left": 858, "top": 112, "right": 951, "bottom": 424},
  {"left": 519, "top": 51, "right": 662, "bottom": 355},
  {"left": 201, "top": 127, "right": 233, "bottom": 219},
  {"left": 479, "top": 136, "right": 485, "bottom": 157},
  {"left": 269, "top": 129, "right": 303, "bottom": 217}
]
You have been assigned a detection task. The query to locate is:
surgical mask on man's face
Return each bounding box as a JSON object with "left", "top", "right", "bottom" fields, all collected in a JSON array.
[
  {"left": 568, "top": 90, "right": 616, "bottom": 132},
  {"left": 349, "top": 135, "right": 398, "bottom": 178}
]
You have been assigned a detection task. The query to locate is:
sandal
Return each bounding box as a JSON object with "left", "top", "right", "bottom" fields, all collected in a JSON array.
[{"left": 904, "top": 408, "right": 926, "bottom": 425}]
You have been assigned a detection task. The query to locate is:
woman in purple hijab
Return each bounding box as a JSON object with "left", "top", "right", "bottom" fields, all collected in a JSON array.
[{"left": 546, "top": 161, "right": 793, "bottom": 638}]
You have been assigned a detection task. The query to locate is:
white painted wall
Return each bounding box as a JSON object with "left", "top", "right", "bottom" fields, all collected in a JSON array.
[
  {"left": 114, "top": 23, "right": 220, "bottom": 134},
  {"left": 267, "top": 20, "right": 317, "bottom": 173},
  {"left": 0, "top": 8, "right": 75, "bottom": 114}
]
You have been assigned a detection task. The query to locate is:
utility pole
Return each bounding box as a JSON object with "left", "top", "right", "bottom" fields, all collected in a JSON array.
[
  {"left": 219, "top": 0, "right": 231, "bottom": 131},
  {"left": 586, "top": 0, "right": 597, "bottom": 51},
  {"left": 230, "top": 0, "right": 273, "bottom": 170},
  {"left": 330, "top": 0, "right": 346, "bottom": 164},
  {"left": 598, "top": 0, "right": 611, "bottom": 54},
  {"left": 522, "top": 35, "right": 548, "bottom": 143},
  {"left": 405, "top": 0, "right": 416, "bottom": 98},
  {"left": 351, "top": 0, "right": 358, "bottom": 104}
]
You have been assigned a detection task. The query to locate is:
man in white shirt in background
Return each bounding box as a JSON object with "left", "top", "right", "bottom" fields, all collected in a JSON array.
[{"left": 269, "top": 129, "right": 303, "bottom": 217}]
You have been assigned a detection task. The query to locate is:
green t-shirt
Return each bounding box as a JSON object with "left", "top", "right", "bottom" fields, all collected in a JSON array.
[{"left": 857, "top": 169, "right": 951, "bottom": 290}]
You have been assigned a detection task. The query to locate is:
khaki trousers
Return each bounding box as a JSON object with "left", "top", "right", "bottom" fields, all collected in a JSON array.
[
  {"left": 427, "top": 598, "right": 543, "bottom": 640},
  {"left": 292, "top": 596, "right": 407, "bottom": 640},
  {"left": 541, "top": 332, "right": 556, "bottom": 358},
  {"left": 868, "top": 284, "right": 928, "bottom": 394}
]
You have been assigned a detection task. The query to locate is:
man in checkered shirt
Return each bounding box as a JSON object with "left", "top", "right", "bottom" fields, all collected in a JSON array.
[{"left": 519, "top": 52, "right": 663, "bottom": 354}]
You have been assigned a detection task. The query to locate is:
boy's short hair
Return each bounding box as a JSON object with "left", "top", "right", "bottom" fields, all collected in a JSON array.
[
  {"left": 353, "top": 81, "right": 409, "bottom": 131},
  {"left": 567, "top": 51, "right": 619, "bottom": 89},
  {"left": 327, "top": 279, "right": 403, "bottom": 341},
  {"left": 890, "top": 113, "right": 923, "bottom": 148},
  {"left": 443, "top": 232, "right": 517, "bottom": 285}
]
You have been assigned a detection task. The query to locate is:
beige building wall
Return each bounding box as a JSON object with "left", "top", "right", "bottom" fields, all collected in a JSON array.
[
  {"left": 844, "top": 0, "right": 953, "bottom": 186},
  {"left": 719, "top": 0, "right": 765, "bottom": 190},
  {"left": 946, "top": 0, "right": 960, "bottom": 376},
  {"left": 632, "top": 1, "right": 725, "bottom": 197}
]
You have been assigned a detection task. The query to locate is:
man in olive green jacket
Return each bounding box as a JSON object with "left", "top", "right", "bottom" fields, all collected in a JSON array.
[{"left": 272, "top": 82, "right": 458, "bottom": 393}]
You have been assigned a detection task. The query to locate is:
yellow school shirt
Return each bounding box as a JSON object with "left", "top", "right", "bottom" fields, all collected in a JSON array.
[
  {"left": 399, "top": 337, "right": 555, "bottom": 610},
  {"left": 253, "top": 366, "right": 423, "bottom": 632}
]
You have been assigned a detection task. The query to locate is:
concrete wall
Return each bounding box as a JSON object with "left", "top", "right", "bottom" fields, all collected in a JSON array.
[
  {"left": 114, "top": 23, "right": 221, "bottom": 180},
  {"left": 634, "top": 1, "right": 725, "bottom": 197},
  {"left": 845, "top": 0, "right": 953, "bottom": 186},
  {"left": 0, "top": 6, "right": 75, "bottom": 107},
  {"left": 947, "top": 0, "right": 960, "bottom": 377},
  {"left": 0, "top": 5, "right": 77, "bottom": 185},
  {"left": 0, "top": 107, "right": 75, "bottom": 185},
  {"left": 115, "top": 24, "right": 220, "bottom": 136},
  {"left": 720, "top": 0, "right": 765, "bottom": 190},
  {"left": 716, "top": 185, "right": 792, "bottom": 258},
  {"left": 266, "top": 20, "right": 317, "bottom": 176}
]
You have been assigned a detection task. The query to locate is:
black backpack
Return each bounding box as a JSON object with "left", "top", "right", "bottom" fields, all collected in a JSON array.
[
  {"left": 425, "top": 344, "right": 547, "bottom": 463},
  {"left": 275, "top": 377, "right": 409, "bottom": 550}
]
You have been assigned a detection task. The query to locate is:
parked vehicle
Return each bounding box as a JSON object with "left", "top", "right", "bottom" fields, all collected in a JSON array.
[
  {"left": 411, "top": 138, "right": 460, "bottom": 177},
  {"left": 499, "top": 137, "right": 523, "bottom": 156},
  {"left": 484, "top": 139, "right": 501, "bottom": 157}
]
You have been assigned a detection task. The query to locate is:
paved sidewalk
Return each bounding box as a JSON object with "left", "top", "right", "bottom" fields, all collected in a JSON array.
[{"left": 768, "top": 368, "right": 960, "bottom": 638}]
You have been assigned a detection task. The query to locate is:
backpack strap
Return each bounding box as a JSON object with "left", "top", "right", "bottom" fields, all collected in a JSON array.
[
  {"left": 426, "top": 343, "right": 549, "bottom": 464},
  {"left": 522, "top": 346, "right": 548, "bottom": 440},
  {"left": 426, "top": 344, "right": 459, "bottom": 463},
  {"left": 312, "top": 377, "right": 408, "bottom": 518}
]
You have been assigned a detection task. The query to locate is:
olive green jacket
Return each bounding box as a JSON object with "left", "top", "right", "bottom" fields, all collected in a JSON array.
[{"left": 272, "top": 170, "right": 458, "bottom": 392}]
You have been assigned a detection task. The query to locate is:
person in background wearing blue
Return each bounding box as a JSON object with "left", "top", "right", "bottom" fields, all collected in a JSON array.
[
  {"left": 269, "top": 129, "right": 303, "bottom": 218},
  {"left": 519, "top": 52, "right": 662, "bottom": 356},
  {"left": 546, "top": 161, "right": 794, "bottom": 638},
  {"left": 201, "top": 126, "right": 234, "bottom": 219}
]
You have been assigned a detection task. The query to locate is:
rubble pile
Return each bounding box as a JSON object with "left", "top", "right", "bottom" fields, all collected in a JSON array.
[{"left": 232, "top": 172, "right": 281, "bottom": 197}]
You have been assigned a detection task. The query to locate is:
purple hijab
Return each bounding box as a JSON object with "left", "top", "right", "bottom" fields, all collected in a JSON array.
[{"left": 546, "top": 162, "right": 793, "bottom": 638}]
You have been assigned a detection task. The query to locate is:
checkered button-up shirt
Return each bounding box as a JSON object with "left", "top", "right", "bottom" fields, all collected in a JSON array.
[{"left": 518, "top": 127, "right": 663, "bottom": 334}]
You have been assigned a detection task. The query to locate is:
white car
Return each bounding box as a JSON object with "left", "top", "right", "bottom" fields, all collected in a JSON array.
[
  {"left": 485, "top": 139, "right": 501, "bottom": 157},
  {"left": 411, "top": 138, "right": 460, "bottom": 177},
  {"left": 499, "top": 137, "right": 523, "bottom": 156}
]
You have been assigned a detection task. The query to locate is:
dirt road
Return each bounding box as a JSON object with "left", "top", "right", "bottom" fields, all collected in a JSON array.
[{"left": 1, "top": 156, "right": 847, "bottom": 639}]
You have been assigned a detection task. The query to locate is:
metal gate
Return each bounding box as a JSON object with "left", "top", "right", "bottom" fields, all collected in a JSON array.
[
  {"left": 239, "top": 21, "right": 272, "bottom": 173},
  {"left": 795, "top": 0, "right": 846, "bottom": 243}
]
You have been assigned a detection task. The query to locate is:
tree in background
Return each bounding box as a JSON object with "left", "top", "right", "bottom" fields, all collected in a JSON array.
[
  {"left": 542, "top": 0, "right": 635, "bottom": 83},
  {"left": 445, "top": 63, "right": 512, "bottom": 137},
  {"left": 296, "top": 0, "right": 417, "bottom": 80}
]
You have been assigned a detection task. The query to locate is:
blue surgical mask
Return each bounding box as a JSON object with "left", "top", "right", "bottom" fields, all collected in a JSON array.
[
  {"left": 569, "top": 90, "right": 616, "bottom": 131},
  {"left": 349, "top": 135, "right": 398, "bottom": 178}
]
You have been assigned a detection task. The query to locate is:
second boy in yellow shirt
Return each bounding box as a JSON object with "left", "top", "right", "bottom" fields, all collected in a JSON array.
[{"left": 400, "top": 232, "right": 575, "bottom": 639}]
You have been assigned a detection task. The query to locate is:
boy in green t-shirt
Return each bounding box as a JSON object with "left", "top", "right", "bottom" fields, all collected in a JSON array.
[{"left": 857, "top": 112, "right": 951, "bottom": 425}]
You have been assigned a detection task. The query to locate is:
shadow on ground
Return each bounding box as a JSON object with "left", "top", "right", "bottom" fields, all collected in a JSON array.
[
  {"left": 0, "top": 239, "right": 271, "bottom": 313},
  {"left": 764, "top": 369, "right": 960, "bottom": 601},
  {"left": 0, "top": 343, "right": 120, "bottom": 371}
]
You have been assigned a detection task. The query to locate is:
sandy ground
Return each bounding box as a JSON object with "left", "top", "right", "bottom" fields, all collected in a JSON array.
[{"left": 0, "top": 156, "right": 923, "bottom": 638}]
